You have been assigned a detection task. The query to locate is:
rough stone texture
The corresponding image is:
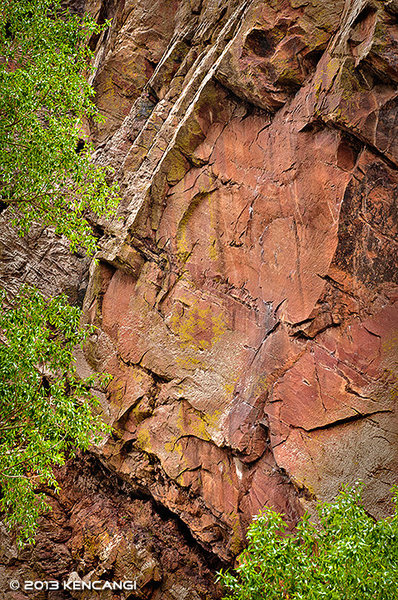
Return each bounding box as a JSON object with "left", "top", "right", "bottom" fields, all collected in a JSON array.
[
  {"left": 0, "top": 210, "right": 89, "bottom": 304},
  {"left": 0, "top": 457, "right": 220, "bottom": 600},
  {"left": 1, "top": 0, "right": 398, "bottom": 598}
]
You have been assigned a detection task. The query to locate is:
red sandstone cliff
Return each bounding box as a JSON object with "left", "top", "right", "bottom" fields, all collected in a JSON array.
[{"left": 1, "top": 0, "right": 397, "bottom": 598}]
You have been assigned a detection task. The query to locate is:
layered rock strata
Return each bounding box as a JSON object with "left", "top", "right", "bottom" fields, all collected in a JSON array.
[{"left": 1, "top": 0, "right": 398, "bottom": 598}]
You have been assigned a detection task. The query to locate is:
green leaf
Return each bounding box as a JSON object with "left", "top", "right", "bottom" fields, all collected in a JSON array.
[
  {"left": 217, "top": 485, "right": 398, "bottom": 600},
  {"left": 0, "top": 286, "right": 111, "bottom": 546},
  {"left": 0, "top": 0, "right": 119, "bottom": 255}
]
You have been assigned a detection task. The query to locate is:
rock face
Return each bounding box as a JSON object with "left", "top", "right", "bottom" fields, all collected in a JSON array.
[
  {"left": 0, "top": 213, "right": 89, "bottom": 305},
  {"left": 0, "top": 456, "right": 220, "bottom": 600},
  {"left": 1, "top": 0, "right": 398, "bottom": 598}
]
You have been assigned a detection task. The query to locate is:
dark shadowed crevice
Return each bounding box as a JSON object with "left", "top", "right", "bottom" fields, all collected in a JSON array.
[
  {"left": 244, "top": 28, "right": 276, "bottom": 58},
  {"left": 302, "top": 46, "right": 326, "bottom": 73},
  {"left": 89, "top": 454, "right": 228, "bottom": 569},
  {"left": 351, "top": 4, "right": 377, "bottom": 30}
]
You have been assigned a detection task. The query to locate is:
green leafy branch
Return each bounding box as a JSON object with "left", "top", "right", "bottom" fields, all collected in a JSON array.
[
  {"left": 0, "top": 286, "right": 111, "bottom": 546},
  {"left": 217, "top": 485, "right": 398, "bottom": 600},
  {"left": 0, "top": 0, "right": 119, "bottom": 255}
]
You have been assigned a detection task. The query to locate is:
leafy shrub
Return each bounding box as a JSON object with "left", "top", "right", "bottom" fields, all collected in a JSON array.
[
  {"left": 217, "top": 485, "right": 398, "bottom": 600},
  {"left": 0, "top": 287, "right": 110, "bottom": 545},
  {"left": 0, "top": 0, "right": 119, "bottom": 254}
]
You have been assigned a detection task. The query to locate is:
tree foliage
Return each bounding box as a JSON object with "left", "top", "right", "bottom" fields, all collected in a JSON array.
[
  {"left": 0, "top": 0, "right": 119, "bottom": 254},
  {"left": 0, "top": 1, "right": 118, "bottom": 545},
  {"left": 217, "top": 486, "right": 398, "bottom": 600},
  {"left": 0, "top": 287, "right": 110, "bottom": 546}
]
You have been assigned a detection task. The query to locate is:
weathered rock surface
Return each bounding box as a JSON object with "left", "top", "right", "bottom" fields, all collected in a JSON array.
[
  {"left": 1, "top": 0, "right": 398, "bottom": 598},
  {"left": 0, "top": 457, "right": 220, "bottom": 600},
  {"left": 0, "top": 210, "right": 89, "bottom": 304}
]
